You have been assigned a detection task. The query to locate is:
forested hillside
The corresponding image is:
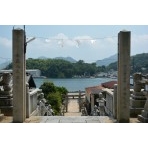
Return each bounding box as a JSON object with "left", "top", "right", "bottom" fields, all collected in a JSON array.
[
  {"left": 5, "top": 53, "right": 148, "bottom": 78},
  {"left": 107, "top": 53, "right": 148, "bottom": 74},
  {"left": 5, "top": 58, "right": 99, "bottom": 78}
]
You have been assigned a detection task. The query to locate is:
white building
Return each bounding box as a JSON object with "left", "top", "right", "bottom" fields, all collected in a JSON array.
[
  {"left": 0, "top": 69, "right": 41, "bottom": 77},
  {"left": 26, "top": 69, "right": 41, "bottom": 77}
]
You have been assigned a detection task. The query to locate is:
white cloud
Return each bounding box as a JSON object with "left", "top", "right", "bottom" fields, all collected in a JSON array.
[
  {"left": 0, "top": 37, "right": 12, "bottom": 48},
  {"left": 34, "top": 34, "right": 97, "bottom": 48},
  {"left": 0, "top": 33, "right": 148, "bottom": 64},
  {"left": 22, "top": 33, "right": 148, "bottom": 62},
  {"left": 0, "top": 37, "right": 12, "bottom": 63}
]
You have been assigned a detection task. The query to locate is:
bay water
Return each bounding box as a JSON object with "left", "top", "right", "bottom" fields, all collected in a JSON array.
[{"left": 34, "top": 77, "right": 118, "bottom": 91}]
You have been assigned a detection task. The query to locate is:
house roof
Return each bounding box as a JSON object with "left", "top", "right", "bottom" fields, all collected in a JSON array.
[
  {"left": 85, "top": 81, "right": 118, "bottom": 95},
  {"left": 85, "top": 85, "right": 104, "bottom": 95},
  {"left": 101, "top": 81, "right": 117, "bottom": 89}
]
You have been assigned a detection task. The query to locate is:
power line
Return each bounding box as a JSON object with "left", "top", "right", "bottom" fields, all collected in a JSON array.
[
  {"left": 27, "top": 35, "right": 117, "bottom": 47},
  {"left": 28, "top": 35, "right": 117, "bottom": 41}
]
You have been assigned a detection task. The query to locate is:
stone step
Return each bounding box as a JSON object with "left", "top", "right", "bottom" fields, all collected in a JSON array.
[{"left": 24, "top": 116, "right": 117, "bottom": 123}]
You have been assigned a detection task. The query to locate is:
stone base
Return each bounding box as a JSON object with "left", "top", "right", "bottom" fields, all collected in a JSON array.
[
  {"left": 130, "top": 107, "right": 144, "bottom": 117},
  {"left": 117, "top": 119, "right": 129, "bottom": 123},
  {"left": 130, "top": 98, "right": 146, "bottom": 108},
  {"left": 138, "top": 115, "right": 148, "bottom": 123},
  {"left": 0, "top": 107, "right": 13, "bottom": 116},
  {"left": 130, "top": 97, "right": 146, "bottom": 117}
]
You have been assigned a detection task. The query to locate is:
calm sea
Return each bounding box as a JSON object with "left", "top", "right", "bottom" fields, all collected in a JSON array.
[{"left": 34, "top": 77, "right": 118, "bottom": 91}]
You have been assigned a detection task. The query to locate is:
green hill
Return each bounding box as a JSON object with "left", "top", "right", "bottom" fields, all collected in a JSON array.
[
  {"left": 107, "top": 53, "right": 148, "bottom": 74},
  {"left": 4, "top": 53, "right": 148, "bottom": 77},
  {"left": 5, "top": 58, "right": 97, "bottom": 78}
]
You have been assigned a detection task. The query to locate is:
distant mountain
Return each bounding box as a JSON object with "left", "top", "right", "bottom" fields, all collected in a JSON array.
[
  {"left": 54, "top": 57, "right": 77, "bottom": 63},
  {"left": 96, "top": 54, "right": 117, "bottom": 66},
  {"left": 0, "top": 61, "right": 11, "bottom": 70},
  {"left": 37, "top": 56, "right": 48, "bottom": 59}
]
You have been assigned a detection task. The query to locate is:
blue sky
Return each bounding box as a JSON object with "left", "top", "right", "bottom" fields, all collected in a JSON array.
[{"left": 0, "top": 25, "right": 148, "bottom": 64}]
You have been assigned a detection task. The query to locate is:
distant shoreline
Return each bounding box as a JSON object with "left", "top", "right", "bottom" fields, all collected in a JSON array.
[{"left": 33, "top": 76, "right": 47, "bottom": 79}]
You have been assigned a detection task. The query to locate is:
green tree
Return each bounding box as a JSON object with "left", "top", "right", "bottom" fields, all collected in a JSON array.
[
  {"left": 56, "top": 86, "right": 68, "bottom": 96},
  {"left": 46, "top": 92, "right": 62, "bottom": 115},
  {"left": 40, "top": 82, "right": 68, "bottom": 115},
  {"left": 40, "top": 82, "right": 56, "bottom": 98}
]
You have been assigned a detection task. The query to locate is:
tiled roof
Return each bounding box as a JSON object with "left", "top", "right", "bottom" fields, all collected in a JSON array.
[
  {"left": 85, "top": 81, "right": 118, "bottom": 95},
  {"left": 101, "top": 81, "right": 117, "bottom": 89},
  {"left": 85, "top": 85, "right": 104, "bottom": 94}
]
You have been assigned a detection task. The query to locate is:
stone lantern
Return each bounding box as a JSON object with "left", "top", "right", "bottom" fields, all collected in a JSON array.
[{"left": 138, "top": 79, "right": 148, "bottom": 122}]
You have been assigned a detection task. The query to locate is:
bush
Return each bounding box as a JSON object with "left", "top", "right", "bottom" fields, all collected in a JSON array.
[
  {"left": 40, "top": 82, "right": 68, "bottom": 115},
  {"left": 40, "top": 82, "right": 56, "bottom": 98}
]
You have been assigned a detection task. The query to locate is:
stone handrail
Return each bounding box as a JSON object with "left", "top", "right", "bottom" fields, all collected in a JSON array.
[
  {"left": 29, "top": 88, "right": 41, "bottom": 96},
  {"left": 103, "top": 88, "right": 114, "bottom": 116},
  {"left": 26, "top": 88, "right": 42, "bottom": 117}
]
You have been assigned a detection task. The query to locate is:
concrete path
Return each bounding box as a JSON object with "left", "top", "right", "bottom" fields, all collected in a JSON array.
[{"left": 64, "top": 98, "right": 81, "bottom": 116}]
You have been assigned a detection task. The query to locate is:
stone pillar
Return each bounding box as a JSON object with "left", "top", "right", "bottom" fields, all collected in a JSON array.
[
  {"left": 13, "top": 29, "right": 26, "bottom": 122},
  {"left": 24, "top": 29, "right": 26, "bottom": 120},
  {"left": 117, "top": 31, "right": 131, "bottom": 123},
  {"left": 113, "top": 84, "right": 117, "bottom": 119}
]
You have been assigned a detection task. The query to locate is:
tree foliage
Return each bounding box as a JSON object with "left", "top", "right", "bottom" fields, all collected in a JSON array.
[
  {"left": 5, "top": 58, "right": 98, "bottom": 78},
  {"left": 46, "top": 92, "right": 62, "bottom": 115},
  {"left": 40, "top": 82, "right": 56, "bottom": 98},
  {"left": 40, "top": 82, "right": 68, "bottom": 115}
]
